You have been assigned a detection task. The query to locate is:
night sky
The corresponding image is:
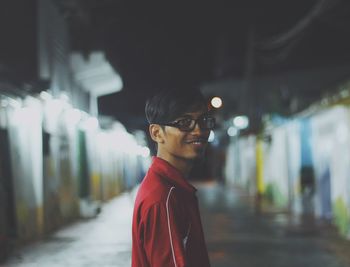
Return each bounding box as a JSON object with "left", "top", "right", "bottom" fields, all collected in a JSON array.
[
  {"left": 72, "top": 1, "right": 349, "bottom": 130},
  {"left": 2, "top": 0, "right": 350, "bottom": 130}
]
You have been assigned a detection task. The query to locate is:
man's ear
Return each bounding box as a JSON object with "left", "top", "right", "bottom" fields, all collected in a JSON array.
[{"left": 149, "top": 124, "right": 165, "bottom": 144}]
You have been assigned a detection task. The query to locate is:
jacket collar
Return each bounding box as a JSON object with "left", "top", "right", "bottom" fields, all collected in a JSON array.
[{"left": 150, "top": 156, "right": 197, "bottom": 194}]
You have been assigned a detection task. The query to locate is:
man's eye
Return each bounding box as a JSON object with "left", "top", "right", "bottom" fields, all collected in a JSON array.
[{"left": 177, "top": 118, "right": 192, "bottom": 127}]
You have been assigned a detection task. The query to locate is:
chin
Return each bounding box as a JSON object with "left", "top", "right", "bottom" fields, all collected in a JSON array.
[
  {"left": 188, "top": 151, "right": 205, "bottom": 160},
  {"left": 180, "top": 147, "right": 206, "bottom": 161}
]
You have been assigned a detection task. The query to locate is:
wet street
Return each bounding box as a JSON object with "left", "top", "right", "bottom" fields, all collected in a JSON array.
[
  {"left": 198, "top": 183, "right": 350, "bottom": 267},
  {"left": 2, "top": 182, "right": 350, "bottom": 267}
]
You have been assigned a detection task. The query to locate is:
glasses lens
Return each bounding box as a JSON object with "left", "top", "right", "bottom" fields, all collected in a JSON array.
[
  {"left": 170, "top": 116, "right": 215, "bottom": 131},
  {"left": 207, "top": 117, "right": 216, "bottom": 129},
  {"left": 177, "top": 118, "right": 194, "bottom": 131},
  {"left": 199, "top": 117, "right": 215, "bottom": 129}
]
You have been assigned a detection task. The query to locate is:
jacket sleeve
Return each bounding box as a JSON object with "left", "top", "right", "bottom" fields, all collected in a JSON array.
[{"left": 142, "top": 190, "right": 187, "bottom": 267}]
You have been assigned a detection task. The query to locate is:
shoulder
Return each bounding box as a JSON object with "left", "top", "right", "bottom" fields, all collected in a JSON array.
[
  {"left": 137, "top": 187, "right": 186, "bottom": 228},
  {"left": 135, "top": 171, "right": 184, "bottom": 214}
]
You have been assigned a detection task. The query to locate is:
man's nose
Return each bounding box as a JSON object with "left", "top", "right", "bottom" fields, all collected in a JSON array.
[{"left": 192, "top": 121, "right": 209, "bottom": 135}]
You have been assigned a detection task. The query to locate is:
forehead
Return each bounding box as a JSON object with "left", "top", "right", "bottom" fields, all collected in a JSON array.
[
  {"left": 176, "top": 110, "right": 208, "bottom": 118},
  {"left": 167, "top": 100, "right": 208, "bottom": 121}
]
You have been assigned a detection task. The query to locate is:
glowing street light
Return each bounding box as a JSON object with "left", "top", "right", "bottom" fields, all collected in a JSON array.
[
  {"left": 210, "top": 97, "right": 222, "bottom": 109},
  {"left": 81, "top": 117, "right": 99, "bottom": 131},
  {"left": 233, "top": 115, "right": 249, "bottom": 129},
  {"left": 64, "top": 108, "right": 82, "bottom": 126},
  {"left": 227, "top": 126, "right": 238, "bottom": 137},
  {"left": 39, "top": 91, "right": 52, "bottom": 101}
]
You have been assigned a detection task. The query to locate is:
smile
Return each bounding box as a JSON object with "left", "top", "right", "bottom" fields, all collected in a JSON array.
[{"left": 185, "top": 139, "right": 208, "bottom": 145}]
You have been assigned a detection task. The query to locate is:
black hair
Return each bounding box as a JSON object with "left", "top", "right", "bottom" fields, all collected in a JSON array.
[{"left": 145, "top": 88, "right": 208, "bottom": 124}]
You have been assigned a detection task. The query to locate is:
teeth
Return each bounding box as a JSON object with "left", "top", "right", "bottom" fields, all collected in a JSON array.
[{"left": 187, "top": 140, "right": 207, "bottom": 144}]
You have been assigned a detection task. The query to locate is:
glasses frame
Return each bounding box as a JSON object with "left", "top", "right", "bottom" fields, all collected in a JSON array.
[{"left": 160, "top": 115, "right": 216, "bottom": 132}]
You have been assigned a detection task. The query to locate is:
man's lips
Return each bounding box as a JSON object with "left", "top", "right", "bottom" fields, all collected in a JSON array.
[{"left": 184, "top": 138, "right": 208, "bottom": 145}]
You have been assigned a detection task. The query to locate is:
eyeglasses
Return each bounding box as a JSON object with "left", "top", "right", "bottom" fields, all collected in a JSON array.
[{"left": 160, "top": 115, "right": 216, "bottom": 132}]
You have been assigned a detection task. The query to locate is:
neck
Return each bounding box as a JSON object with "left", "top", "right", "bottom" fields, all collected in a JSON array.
[{"left": 157, "top": 151, "right": 193, "bottom": 177}]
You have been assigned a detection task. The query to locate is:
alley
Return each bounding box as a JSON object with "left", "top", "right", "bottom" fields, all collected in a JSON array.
[
  {"left": 2, "top": 189, "right": 135, "bottom": 267},
  {"left": 2, "top": 1, "right": 350, "bottom": 266},
  {"left": 198, "top": 183, "right": 350, "bottom": 267},
  {"left": 3, "top": 182, "right": 350, "bottom": 267}
]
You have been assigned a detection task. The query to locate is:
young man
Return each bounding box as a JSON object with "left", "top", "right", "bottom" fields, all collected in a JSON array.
[{"left": 131, "top": 89, "right": 214, "bottom": 267}]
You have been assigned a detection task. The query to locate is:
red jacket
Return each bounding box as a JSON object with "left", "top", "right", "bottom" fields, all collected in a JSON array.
[{"left": 132, "top": 157, "right": 211, "bottom": 267}]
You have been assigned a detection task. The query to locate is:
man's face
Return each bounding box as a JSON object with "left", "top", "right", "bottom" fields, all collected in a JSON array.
[{"left": 158, "top": 110, "right": 211, "bottom": 161}]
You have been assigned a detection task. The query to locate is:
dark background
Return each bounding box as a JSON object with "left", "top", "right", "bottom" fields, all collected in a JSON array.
[{"left": 1, "top": 0, "right": 350, "bottom": 131}]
